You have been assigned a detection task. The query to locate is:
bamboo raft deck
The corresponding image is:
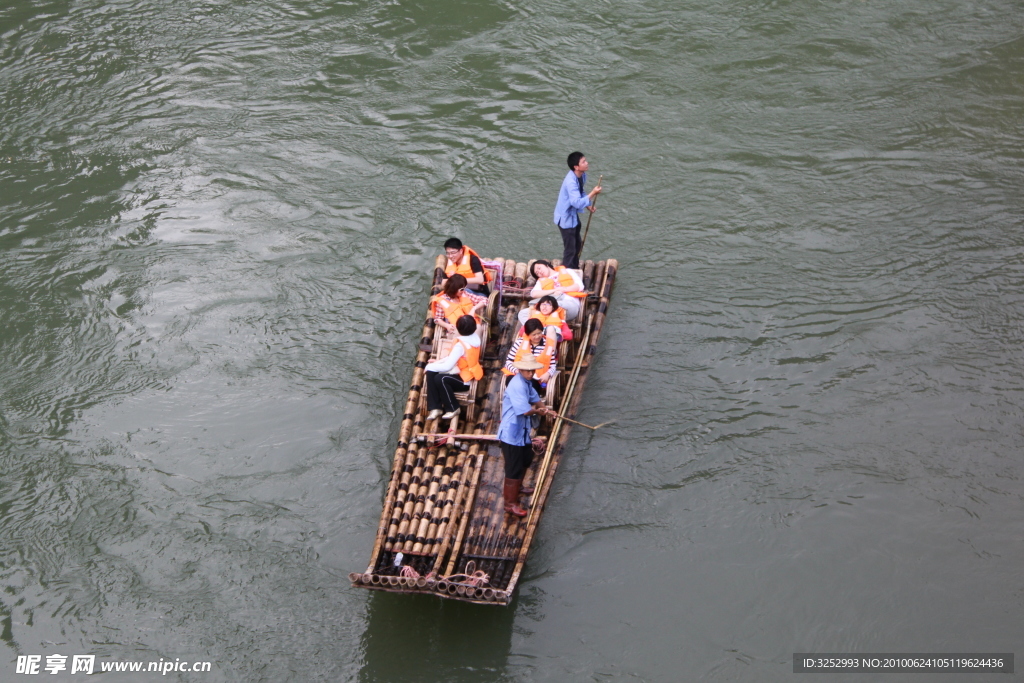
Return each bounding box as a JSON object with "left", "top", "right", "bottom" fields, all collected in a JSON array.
[{"left": 349, "top": 255, "right": 618, "bottom": 605}]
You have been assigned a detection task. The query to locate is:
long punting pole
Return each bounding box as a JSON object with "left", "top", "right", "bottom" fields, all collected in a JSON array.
[
  {"left": 506, "top": 259, "right": 617, "bottom": 593},
  {"left": 577, "top": 175, "right": 603, "bottom": 260}
]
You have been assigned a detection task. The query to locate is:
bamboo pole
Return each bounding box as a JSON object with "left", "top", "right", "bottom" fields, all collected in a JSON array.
[
  {"left": 367, "top": 255, "right": 446, "bottom": 571},
  {"left": 436, "top": 443, "right": 486, "bottom": 575},
  {"left": 391, "top": 442, "right": 426, "bottom": 550},
  {"left": 522, "top": 311, "right": 593, "bottom": 531},
  {"left": 382, "top": 443, "right": 417, "bottom": 553},
  {"left": 426, "top": 447, "right": 469, "bottom": 569},
  {"left": 582, "top": 259, "right": 617, "bottom": 368},
  {"left": 514, "top": 261, "right": 529, "bottom": 289},
  {"left": 476, "top": 457, "right": 507, "bottom": 559},
  {"left": 505, "top": 260, "right": 617, "bottom": 593},
  {"left": 425, "top": 448, "right": 465, "bottom": 549},
  {"left": 407, "top": 444, "right": 442, "bottom": 553},
  {"left": 411, "top": 444, "right": 451, "bottom": 554},
  {"left": 546, "top": 414, "right": 611, "bottom": 431},
  {"left": 581, "top": 260, "right": 595, "bottom": 292},
  {"left": 578, "top": 175, "right": 602, "bottom": 259},
  {"left": 503, "top": 259, "right": 520, "bottom": 288},
  {"left": 507, "top": 262, "right": 611, "bottom": 564},
  {"left": 438, "top": 300, "right": 515, "bottom": 576}
]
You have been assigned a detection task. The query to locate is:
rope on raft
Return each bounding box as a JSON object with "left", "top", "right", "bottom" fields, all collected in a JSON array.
[{"left": 398, "top": 564, "right": 491, "bottom": 587}]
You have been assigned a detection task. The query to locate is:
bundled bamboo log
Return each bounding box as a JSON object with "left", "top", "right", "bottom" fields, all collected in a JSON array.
[
  {"left": 404, "top": 443, "right": 442, "bottom": 553},
  {"left": 421, "top": 446, "right": 465, "bottom": 551},
  {"left": 366, "top": 256, "right": 447, "bottom": 570}
]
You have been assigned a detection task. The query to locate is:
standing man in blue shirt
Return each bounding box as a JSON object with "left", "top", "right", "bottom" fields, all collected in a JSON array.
[
  {"left": 553, "top": 151, "right": 602, "bottom": 269},
  {"left": 497, "top": 354, "right": 556, "bottom": 517}
]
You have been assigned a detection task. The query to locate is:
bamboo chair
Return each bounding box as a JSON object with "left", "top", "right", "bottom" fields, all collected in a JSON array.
[{"left": 427, "top": 318, "right": 490, "bottom": 425}]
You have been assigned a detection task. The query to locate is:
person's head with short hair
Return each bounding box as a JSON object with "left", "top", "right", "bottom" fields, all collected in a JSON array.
[
  {"left": 537, "top": 295, "right": 559, "bottom": 315},
  {"left": 567, "top": 152, "right": 585, "bottom": 171},
  {"left": 444, "top": 237, "right": 464, "bottom": 262},
  {"left": 442, "top": 273, "right": 467, "bottom": 299},
  {"left": 530, "top": 260, "right": 554, "bottom": 280},
  {"left": 524, "top": 318, "right": 544, "bottom": 345},
  {"left": 455, "top": 314, "right": 477, "bottom": 336}
]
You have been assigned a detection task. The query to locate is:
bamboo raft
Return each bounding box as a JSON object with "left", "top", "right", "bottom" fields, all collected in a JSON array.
[{"left": 349, "top": 255, "right": 618, "bottom": 605}]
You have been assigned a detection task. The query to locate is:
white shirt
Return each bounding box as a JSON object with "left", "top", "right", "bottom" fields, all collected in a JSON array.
[
  {"left": 424, "top": 333, "right": 481, "bottom": 375},
  {"left": 530, "top": 267, "right": 584, "bottom": 299}
]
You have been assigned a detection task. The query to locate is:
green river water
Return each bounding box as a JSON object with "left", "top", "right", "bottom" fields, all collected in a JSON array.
[{"left": 1, "top": 0, "right": 1022, "bottom": 680}]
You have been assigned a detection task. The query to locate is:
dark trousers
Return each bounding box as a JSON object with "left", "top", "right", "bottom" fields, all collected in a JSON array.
[
  {"left": 560, "top": 223, "right": 582, "bottom": 269},
  {"left": 500, "top": 441, "right": 534, "bottom": 480},
  {"left": 426, "top": 371, "right": 468, "bottom": 412}
]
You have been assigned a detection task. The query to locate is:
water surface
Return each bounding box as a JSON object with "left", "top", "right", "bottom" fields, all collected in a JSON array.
[{"left": 1, "top": 0, "right": 1023, "bottom": 680}]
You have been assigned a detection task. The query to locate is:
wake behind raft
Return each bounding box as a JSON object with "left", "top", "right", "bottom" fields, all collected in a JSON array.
[{"left": 349, "top": 254, "right": 617, "bottom": 605}]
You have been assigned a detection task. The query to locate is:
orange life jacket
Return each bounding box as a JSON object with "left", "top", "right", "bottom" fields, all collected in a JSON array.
[
  {"left": 445, "top": 246, "right": 494, "bottom": 283},
  {"left": 528, "top": 307, "right": 565, "bottom": 329},
  {"left": 455, "top": 338, "right": 483, "bottom": 382},
  {"left": 537, "top": 266, "right": 587, "bottom": 298},
  {"left": 502, "top": 340, "right": 555, "bottom": 379},
  {"left": 432, "top": 293, "right": 477, "bottom": 326}
]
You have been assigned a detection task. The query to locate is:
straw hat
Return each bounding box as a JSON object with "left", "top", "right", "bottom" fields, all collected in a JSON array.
[{"left": 512, "top": 353, "right": 544, "bottom": 371}]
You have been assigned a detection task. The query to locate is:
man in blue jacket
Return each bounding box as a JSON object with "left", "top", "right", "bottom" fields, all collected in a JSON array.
[
  {"left": 553, "top": 151, "right": 602, "bottom": 268},
  {"left": 498, "top": 355, "right": 556, "bottom": 517}
]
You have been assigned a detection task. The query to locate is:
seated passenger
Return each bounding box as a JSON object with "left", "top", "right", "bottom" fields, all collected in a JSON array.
[
  {"left": 442, "top": 237, "right": 491, "bottom": 297},
  {"left": 433, "top": 274, "right": 485, "bottom": 334},
  {"left": 424, "top": 315, "right": 483, "bottom": 422},
  {"left": 529, "top": 260, "right": 585, "bottom": 322},
  {"left": 503, "top": 318, "right": 557, "bottom": 392},
  {"left": 517, "top": 295, "right": 566, "bottom": 344}
]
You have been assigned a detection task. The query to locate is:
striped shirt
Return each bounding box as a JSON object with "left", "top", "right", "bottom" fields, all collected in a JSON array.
[{"left": 504, "top": 336, "right": 557, "bottom": 379}]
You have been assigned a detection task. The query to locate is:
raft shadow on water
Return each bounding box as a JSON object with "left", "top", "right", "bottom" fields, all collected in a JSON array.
[{"left": 357, "top": 589, "right": 517, "bottom": 683}]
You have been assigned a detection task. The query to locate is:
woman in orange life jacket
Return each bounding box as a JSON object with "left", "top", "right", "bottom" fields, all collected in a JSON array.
[
  {"left": 517, "top": 295, "right": 565, "bottom": 345},
  {"left": 528, "top": 259, "right": 585, "bottom": 322},
  {"left": 432, "top": 274, "right": 485, "bottom": 334},
  {"left": 503, "top": 318, "right": 557, "bottom": 394},
  {"left": 424, "top": 314, "right": 484, "bottom": 422},
  {"left": 442, "top": 237, "right": 491, "bottom": 297}
]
